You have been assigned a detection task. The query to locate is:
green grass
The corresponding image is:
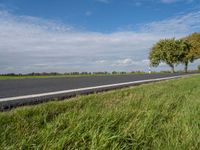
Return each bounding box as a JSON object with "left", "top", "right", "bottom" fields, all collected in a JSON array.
[
  {"left": 0, "top": 71, "right": 170, "bottom": 80},
  {"left": 0, "top": 75, "right": 200, "bottom": 149},
  {"left": 0, "top": 74, "right": 100, "bottom": 80},
  {"left": 0, "top": 73, "right": 143, "bottom": 80}
]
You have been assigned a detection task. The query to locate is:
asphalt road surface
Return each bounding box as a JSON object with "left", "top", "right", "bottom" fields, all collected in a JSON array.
[{"left": 0, "top": 72, "right": 198, "bottom": 110}]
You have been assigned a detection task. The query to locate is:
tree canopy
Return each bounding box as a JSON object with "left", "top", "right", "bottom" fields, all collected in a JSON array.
[
  {"left": 149, "top": 33, "right": 200, "bottom": 72},
  {"left": 149, "top": 38, "right": 195, "bottom": 73},
  {"left": 177, "top": 39, "right": 194, "bottom": 72},
  {"left": 184, "top": 32, "right": 200, "bottom": 58},
  {"left": 149, "top": 38, "right": 181, "bottom": 73}
]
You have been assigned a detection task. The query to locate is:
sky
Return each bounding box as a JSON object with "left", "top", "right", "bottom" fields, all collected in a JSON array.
[{"left": 0, "top": 0, "right": 200, "bottom": 73}]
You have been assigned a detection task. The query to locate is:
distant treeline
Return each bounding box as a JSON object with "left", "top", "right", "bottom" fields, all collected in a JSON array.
[
  {"left": 0, "top": 71, "right": 147, "bottom": 76},
  {"left": 1, "top": 69, "right": 199, "bottom": 76}
]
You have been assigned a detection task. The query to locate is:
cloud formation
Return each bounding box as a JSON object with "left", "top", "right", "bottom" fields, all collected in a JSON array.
[
  {"left": 0, "top": 10, "right": 200, "bottom": 73},
  {"left": 95, "top": 0, "right": 111, "bottom": 4},
  {"left": 160, "top": 0, "right": 193, "bottom": 4},
  {"left": 131, "top": 0, "right": 194, "bottom": 6},
  {"left": 142, "top": 11, "right": 200, "bottom": 35}
]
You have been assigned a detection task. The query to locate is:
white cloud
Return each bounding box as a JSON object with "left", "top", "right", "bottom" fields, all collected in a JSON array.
[
  {"left": 161, "top": 0, "right": 180, "bottom": 3},
  {"left": 130, "top": 0, "right": 194, "bottom": 6},
  {"left": 95, "top": 0, "right": 111, "bottom": 4},
  {"left": 160, "top": 0, "right": 193, "bottom": 4},
  {"left": 95, "top": 60, "right": 107, "bottom": 64},
  {"left": 142, "top": 59, "right": 150, "bottom": 64},
  {"left": 142, "top": 11, "right": 200, "bottom": 36},
  {"left": 112, "top": 58, "right": 143, "bottom": 66},
  {"left": 85, "top": 11, "right": 92, "bottom": 16},
  {"left": 112, "top": 58, "right": 138, "bottom": 67},
  {"left": 111, "top": 58, "right": 151, "bottom": 67},
  {"left": 0, "top": 10, "right": 200, "bottom": 73}
]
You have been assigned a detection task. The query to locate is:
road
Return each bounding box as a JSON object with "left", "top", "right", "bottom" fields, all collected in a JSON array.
[{"left": 0, "top": 72, "right": 198, "bottom": 110}]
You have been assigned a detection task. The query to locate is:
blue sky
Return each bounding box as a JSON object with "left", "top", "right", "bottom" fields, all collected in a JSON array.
[
  {"left": 1, "top": 0, "right": 199, "bottom": 32},
  {"left": 0, "top": 0, "right": 200, "bottom": 73}
]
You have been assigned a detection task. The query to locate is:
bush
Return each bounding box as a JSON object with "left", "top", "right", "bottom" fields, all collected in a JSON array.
[{"left": 198, "top": 65, "right": 200, "bottom": 71}]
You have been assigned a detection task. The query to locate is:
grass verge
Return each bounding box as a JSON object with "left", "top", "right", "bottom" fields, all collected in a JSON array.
[
  {"left": 0, "top": 72, "right": 147, "bottom": 80},
  {"left": 0, "top": 75, "right": 200, "bottom": 149},
  {"left": 0, "top": 74, "right": 131, "bottom": 80}
]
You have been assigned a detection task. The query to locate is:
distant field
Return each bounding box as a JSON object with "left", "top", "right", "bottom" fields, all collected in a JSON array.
[
  {"left": 0, "top": 75, "right": 199, "bottom": 149},
  {"left": 0, "top": 75, "right": 92, "bottom": 80},
  {"left": 1, "top": 71, "right": 198, "bottom": 80},
  {"left": 0, "top": 73, "right": 147, "bottom": 80}
]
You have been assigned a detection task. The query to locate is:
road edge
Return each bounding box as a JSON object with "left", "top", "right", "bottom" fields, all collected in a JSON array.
[{"left": 0, "top": 73, "right": 199, "bottom": 111}]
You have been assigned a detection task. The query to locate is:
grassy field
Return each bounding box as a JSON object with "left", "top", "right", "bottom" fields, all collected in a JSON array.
[
  {"left": 1, "top": 71, "right": 199, "bottom": 80},
  {"left": 0, "top": 75, "right": 200, "bottom": 149},
  {"left": 0, "top": 75, "right": 85, "bottom": 80},
  {"left": 0, "top": 73, "right": 145, "bottom": 80},
  {"left": 0, "top": 71, "right": 169, "bottom": 80}
]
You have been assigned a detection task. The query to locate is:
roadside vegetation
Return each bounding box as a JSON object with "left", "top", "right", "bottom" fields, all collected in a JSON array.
[
  {"left": 0, "top": 71, "right": 147, "bottom": 80},
  {"left": 1, "top": 70, "right": 199, "bottom": 80},
  {"left": 0, "top": 75, "right": 199, "bottom": 149},
  {"left": 0, "top": 71, "right": 173, "bottom": 80}
]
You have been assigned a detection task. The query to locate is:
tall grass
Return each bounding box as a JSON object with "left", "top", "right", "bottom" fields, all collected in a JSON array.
[{"left": 0, "top": 75, "right": 200, "bottom": 149}]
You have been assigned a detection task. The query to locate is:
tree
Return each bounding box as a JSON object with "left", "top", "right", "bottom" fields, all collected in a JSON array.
[
  {"left": 177, "top": 40, "right": 194, "bottom": 73},
  {"left": 198, "top": 65, "right": 200, "bottom": 71},
  {"left": 149, "top": 38, "right": 181, "bottom": 73},
  {"left": 184, "top": 32, "right": 200, "bottom": 58}
]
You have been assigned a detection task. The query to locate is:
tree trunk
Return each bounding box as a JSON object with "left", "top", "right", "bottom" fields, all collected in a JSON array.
[
  {"left": 169, "top": 64, "right": 175, "bottom": 73},
  {"left": 184, "top": 62, "right": 188, "bottom": 73},
  {"left": 172, "top": 66, "right": 175, "bottom": 73}
]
